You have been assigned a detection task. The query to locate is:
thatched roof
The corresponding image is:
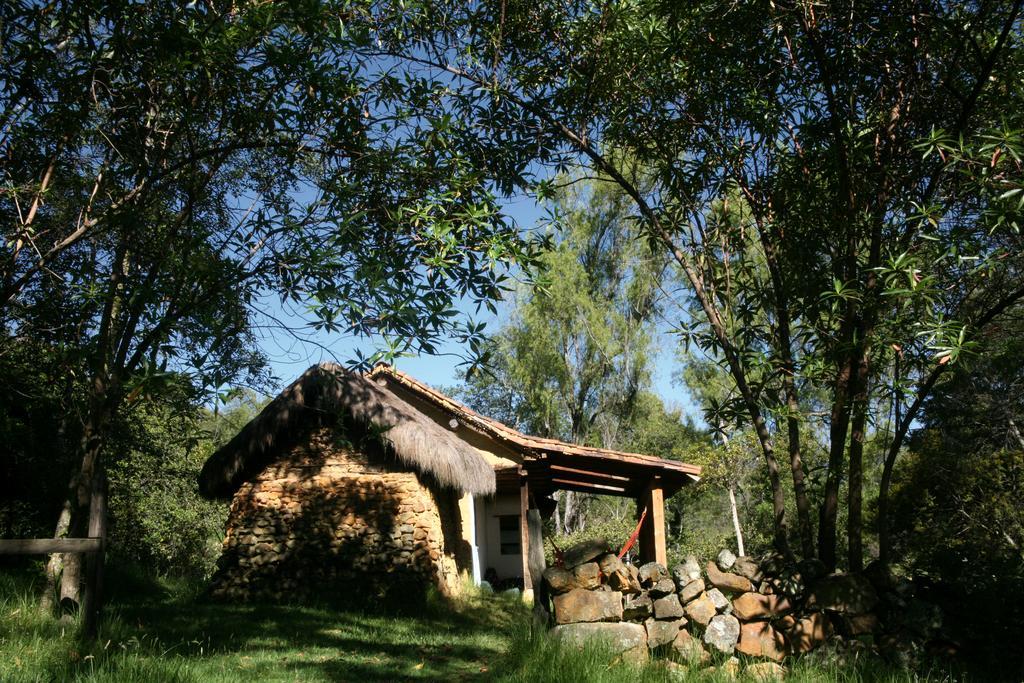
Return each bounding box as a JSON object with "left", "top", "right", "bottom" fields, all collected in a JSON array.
[{"left": 198, "top": 363, "right": 496, "bottom": 499}]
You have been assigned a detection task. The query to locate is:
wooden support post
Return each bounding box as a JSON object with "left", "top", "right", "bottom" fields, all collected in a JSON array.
[
  {"left": 81, "top": 471, "right": 107, "bottom": 639},
  {"left": 519, "top": 473, "right": 532, "bottom": 592},
  {"left": 637, "top": 477, "right": 667, "bottom": 566}
]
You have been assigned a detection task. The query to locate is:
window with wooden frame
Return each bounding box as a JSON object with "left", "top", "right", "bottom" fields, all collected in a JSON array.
[{"left": 498, "top": 515, "right": 521, "bottom": 555}]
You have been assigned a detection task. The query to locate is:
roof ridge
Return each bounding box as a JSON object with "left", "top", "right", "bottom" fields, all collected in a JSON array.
[{"left": 370, "top": 364, "right": 701, "bottom": 476}]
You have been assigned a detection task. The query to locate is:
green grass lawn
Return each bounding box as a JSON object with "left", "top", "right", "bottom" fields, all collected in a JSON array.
[
  {"left": 0, "top": 566, "right": 978, "bottom": 683},
  {"left": 0, "top": 566, "right": 521, "bottom": 682}
]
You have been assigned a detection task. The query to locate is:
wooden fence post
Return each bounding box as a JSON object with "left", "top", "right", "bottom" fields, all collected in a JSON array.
[
  {"left": 81, "top": 470, "right": 107, "bottom": 638},
  {"left": 637, "top": 476, "right": 667, "bottom": 566}
]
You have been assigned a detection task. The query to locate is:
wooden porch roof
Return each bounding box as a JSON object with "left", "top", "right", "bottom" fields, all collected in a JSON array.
[{"left": 371, "top": 365, "right": 701, "bottom": 499}]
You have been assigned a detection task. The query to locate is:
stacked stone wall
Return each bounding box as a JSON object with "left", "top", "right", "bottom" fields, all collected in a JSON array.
[
  {"left": 547, "top": 543, "right": 944, "bottom": 679},
  {"left": 210, "top": 426, "right": 460, "bottom": 601}
]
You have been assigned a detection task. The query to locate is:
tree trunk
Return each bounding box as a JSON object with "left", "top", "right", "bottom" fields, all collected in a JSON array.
[
  {"left": 847, "top": 392, "right": 868, "bottom": 572},
  {"left": 1008, "top": 417, "right": 1024, "bottom": 450},
  {"left": 819, "top": 361, "right": 853, "bottom": 571},
  {"left": 54, "top": 239, "right": 128, "bottom": 608},
  {"left": 877, "top": 427, "right": 904, "bottom": 567},
  {"left": 784, "top": 384, "right": 814, "bottom": 559},
  {"left": 552, "top": 491, "right": 563, "bottom": 537},
  {"left": 57, "top": 384, "right": 112, "bottom": 609},
  {"left": 562, "top": 490, "right": 576, "bottom": 535},
  {"left": 716, "top": 423, "right": 746, "bottom": 556},
  {"left": 756, "top": 218, "right": 815, "bottom": 559},
  {"left": 40, "top": 497, "right": 72, "bottom": 614},
  {"left": 41, "top": 367, "right": 78, "bottom": 614},
  {"left": 728, "top": 485, "right": 745, "bottom": 557},
  {"left": 751, "top": 415, "right": 791, "bottom": 557}
]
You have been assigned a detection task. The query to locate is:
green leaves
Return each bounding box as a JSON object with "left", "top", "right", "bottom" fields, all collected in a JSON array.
[{"left": 457, "top": 168, "right": 666, "bottom": 446}]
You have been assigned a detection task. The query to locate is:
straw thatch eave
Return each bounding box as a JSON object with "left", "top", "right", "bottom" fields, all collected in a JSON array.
[{"left": 198, "top": 363, "right": 496, "bottom": 499}]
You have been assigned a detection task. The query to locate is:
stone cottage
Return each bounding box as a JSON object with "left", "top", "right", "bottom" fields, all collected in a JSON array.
[{"left": 198, "top": 363, "right": 701, "bottom": 602}]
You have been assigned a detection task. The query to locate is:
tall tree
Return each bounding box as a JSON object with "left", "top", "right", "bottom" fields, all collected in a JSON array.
[
  {"left": 374, "top": 0, "right": 1024, "bottom": 567},
  {"left": 460, "top": 170, "right": 666, "bottom": 532}
]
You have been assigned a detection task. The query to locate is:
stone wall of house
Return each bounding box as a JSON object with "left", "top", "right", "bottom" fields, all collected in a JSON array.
[{"left": 210, "top": 426, "right": 461, "bottom": 601}]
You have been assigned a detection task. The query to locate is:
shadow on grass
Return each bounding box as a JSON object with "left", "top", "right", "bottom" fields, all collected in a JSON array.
[
  {"left": 115, "top": 564, "right": 518, "bottom": 681},
  {"left": 1, "top": 562, "right": 522, "bottom": 682}
]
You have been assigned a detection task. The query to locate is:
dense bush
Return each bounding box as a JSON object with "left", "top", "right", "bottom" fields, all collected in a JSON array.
[
  {"left": 890, "top": 433, "right": 1024, "bottom": 587},
  {"left": 104, "top": 395, "right": 263, "bottom": 578},
  {"left": 0, "top": 348, "right": 261, "bottom": 580},
  {"left": 106, "top": 407, "right": 230, "bottom": 579},
  {"left": 0, "top": 345, "right": 84, "bottom": 541}
]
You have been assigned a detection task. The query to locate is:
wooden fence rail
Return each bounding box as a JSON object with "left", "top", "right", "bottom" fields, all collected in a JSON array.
[
  {"left": 0, "top": 538, "right": 102, "bottom": 554},
  {"left": 0, "top": 471, "right": 107, "bottom": 637}
]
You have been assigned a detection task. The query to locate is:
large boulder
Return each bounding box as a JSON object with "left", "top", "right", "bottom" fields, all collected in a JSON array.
[
  {"left": 736, "top": 621, "right": 788, "bottom": 662},
  {"left": 707, "top": 588, "right": 730, "bottom": 613},
  {"left": 672, "top": 556, "right": 702, "bottom": 587},
  {"left": 598, "top": 552, "right": 623, "bottom": 575},
  {"left": 623, "top": 592, "right": 653, "bottom": 621},
  {"left": 717, "top": 548, "right": 737, "bottom": 571},
  {"left": 680, "top": 578, "right": 705, "bottom": 604},
  {"left": 704, "top": 614, "right": 741, "bottom": 654},
  {"left": 645, "top": 617, "right": 685, "bottom": 648},
  {"left": 562, "top": 539, "right": 611, "bottom": 568},
  {"left": 638, "top": 562, "right": 669, "bottom": 587},
  {"left": 806, "top": 573, "right": 879, "bottom": 615},
  {"left": 732, "top": 556, "right": 764, "bottom": 583},
  {"left": 845, "top": 612, "right": 880, "bottom": 636},
  {"left": 653, "top": 593, "right": 685, "bottom": 620},
  {"left": 553, "top": 588, "right": 624, "bottom": 624},
  {"left": 731, "top": 592, "right": 794, "bottom": 620},
  {"left": 706, "top": 561, "right": 754, "bottom": 594},
  {"left": 573, "top": 562, "right": 602, "bottom": 590},
  {"left": 783, "top": 611, "right": 832, "bottom": 653},
  {"left": 684, "top": 591, "right": 717, "bottom": 626},
  {"left": 624, "top": 564, "right": 643, "bottom": 593},
  {"left": 543, "top": 566, "right": 576, "bottom": 594},
  {"left": 599, "top": 554, "right": 637, "bottom": 594},
  {"left": 672, "top": 630, "right": 710, "bottom": 666},
  {"left": 552, "top": 622, "right": 648, "bottom": 663},
  {"left": 715, "top": 657, "right": 741, "bottom": 678},
  {"left": 607, "top": 568, "right": 639, "bottom": 594}
]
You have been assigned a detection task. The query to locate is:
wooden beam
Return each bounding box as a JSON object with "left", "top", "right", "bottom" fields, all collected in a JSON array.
[
  {"left": 0, "top": 538, "right": 101, "bottom": 555},
  {"left": 548, "top": 464, "right": 631, "bottom": 482},
  {"left": 550, "top": 477, "right": 627, "bottom": 494},
  {"left": 519, "top": 473, "right": 532, "bottom": 592},
  {"left": 637, "top": 477, "right": 667, "bottom": 566}
]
